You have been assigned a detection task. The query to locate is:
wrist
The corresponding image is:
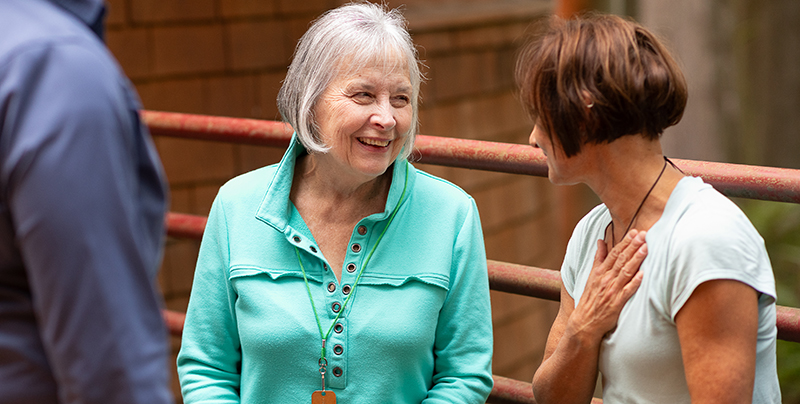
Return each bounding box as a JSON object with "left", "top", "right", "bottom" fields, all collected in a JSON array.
[{"left": 563, "top": 315, "right": 606, "bottom": 351}]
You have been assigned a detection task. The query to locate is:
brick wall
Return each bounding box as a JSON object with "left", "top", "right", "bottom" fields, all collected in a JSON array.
[{"left": 105, "top": 0, "right": 586, "bottom": 399}]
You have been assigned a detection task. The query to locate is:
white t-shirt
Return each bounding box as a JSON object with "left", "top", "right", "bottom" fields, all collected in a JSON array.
[{"left": 562, "top": 176, "right": 781, "bottom": 403}]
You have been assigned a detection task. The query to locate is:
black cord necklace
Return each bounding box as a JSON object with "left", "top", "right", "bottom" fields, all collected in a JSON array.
[{"left": 610, "top": 156, "right": 669, "bottom": 247}]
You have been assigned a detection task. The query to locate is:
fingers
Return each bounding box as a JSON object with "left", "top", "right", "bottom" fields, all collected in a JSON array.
[
  {"left": 587, "top": 229, "right": 647, "bottom": 305},
  {"left": 590, "top": 229, "right": 644, "bottom": 279},
  {"left": 608, "top": 230, "right": 646, "bottom": 286},
  {"left": 616, "top": 242, "right": 647, "bottom": 301},
  {"left": 572, "top": 230, "right": 649, "bottom": 341}
]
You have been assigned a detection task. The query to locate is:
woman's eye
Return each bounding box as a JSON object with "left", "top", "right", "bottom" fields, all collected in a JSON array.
[
  {"left": 391, "top": 95, "right": 410, "bottom": 107},
  {"left": 352, "top": 92, "right": 373, "bottom": 101}
]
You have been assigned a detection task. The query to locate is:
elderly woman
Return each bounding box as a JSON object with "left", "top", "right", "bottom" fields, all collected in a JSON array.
[
  {"left": 176, "top": 3, "right": 493, "bottom": 403},
  {"left": 517, "top": 14, "right": 781, "bottom": 403}
]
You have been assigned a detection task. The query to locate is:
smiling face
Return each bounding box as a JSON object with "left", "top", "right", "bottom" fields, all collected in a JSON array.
[{"left": 312, "top": 63, "right": 412, "bottom": 185}]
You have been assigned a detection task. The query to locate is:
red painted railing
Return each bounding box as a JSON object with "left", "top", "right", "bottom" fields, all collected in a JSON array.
[{"left": 147, "top": 111, "right": 800, "bottom": 403}]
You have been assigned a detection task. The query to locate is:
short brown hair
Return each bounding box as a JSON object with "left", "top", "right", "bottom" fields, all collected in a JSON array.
[{"left": 516, "top": 14, "right": 688, "bottom": 157}]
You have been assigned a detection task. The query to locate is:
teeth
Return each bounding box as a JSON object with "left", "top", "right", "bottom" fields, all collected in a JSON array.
[{"left": 359, "top": 138, "right": 390, "bottom": 147}]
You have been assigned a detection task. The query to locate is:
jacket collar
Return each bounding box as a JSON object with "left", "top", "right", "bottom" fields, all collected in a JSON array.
[
  {"left": 256, "top": 134, "right": 414, "bottom": 233},
  {"left": 48, "top": 0, "right": 106, "bottom": 38}
]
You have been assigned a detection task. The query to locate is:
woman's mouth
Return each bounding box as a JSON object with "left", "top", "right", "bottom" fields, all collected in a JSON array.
[{"left": 358, "top": 137, "right": 390, "bottom": 147}]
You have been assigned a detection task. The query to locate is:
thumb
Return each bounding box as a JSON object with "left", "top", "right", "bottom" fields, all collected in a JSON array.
[{"left": 593, "top": 239, "right": 608, "bottom": 267}]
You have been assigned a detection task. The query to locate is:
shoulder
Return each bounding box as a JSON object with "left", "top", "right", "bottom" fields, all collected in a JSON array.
[
  {"left": 412, "top": 167, "right": 474, "bottom": 202},
  {"left": 670, "top": 179, "right": 764, "bottom": 254},
  {"left": 0, "top": 9, "right": 129, "bottom": 124},
  {"left": 408, "top": 165, "right": 478, "bottom": 215},
  {"left": 0, "top": 1, "right": 112, "bottom": 73},
  {"left": 660, "top": 178, "right": 775, "bottom": 302},
  {"left": 216, "top": 164, "right": 279, "bottom": 203}
]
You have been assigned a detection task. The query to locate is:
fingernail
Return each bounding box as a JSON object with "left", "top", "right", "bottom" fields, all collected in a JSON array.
[
  {"left": 635, "top": 231, "right": 647, "bottom": 241},
  {"left": 638, "top": 244, "right": 648, "bottom": 255}
]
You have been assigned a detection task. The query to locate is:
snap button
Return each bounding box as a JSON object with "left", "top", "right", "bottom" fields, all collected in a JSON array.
[
  {"left": 333, "top": 344, "right": 344, "bottom": 355},
  {"left": 331, "top": 302, "right": 341, "bottom": 313},
  {"left": 346, "top": 263, "right": 356, "bottom": 273},
  {"left": 351, "top": 243, "right": 361, "bottom": 253},
  {"left": 310, "top": 246, "right": 317, "bottom": 253},
  {"left": 327, "top": 282, "right": 336, "bottom": 293},
  {"left": 334, "top": 323, "right": 343, "bottom": 333},
  {"left": 342, "top": 284, "right": 351, "bottom": 295},
  {"left": 332, "top": 367, "right": 343, "bottom": 377},
  {"left": 357, "top": 225, "right": 367, "bottom": 235},
  {"left": 292, "top": 236, "right": 301, "bottom": 243}
]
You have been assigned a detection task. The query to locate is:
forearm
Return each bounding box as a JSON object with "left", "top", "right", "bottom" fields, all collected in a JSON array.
[
  {"left": 425, "top": 204, "right": 493, "bottom": 403},
  {"left": 533, "top": 324, "right": 602, "bottom": 404}
]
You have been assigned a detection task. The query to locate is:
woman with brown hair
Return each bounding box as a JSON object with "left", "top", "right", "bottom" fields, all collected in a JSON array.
[{"left": 517, "top": 14, "right": 781, "bottom": 403}]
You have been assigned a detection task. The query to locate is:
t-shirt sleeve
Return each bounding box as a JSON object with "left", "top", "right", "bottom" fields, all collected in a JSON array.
[{"left": 666, "top": 203, "right": 776, "bottom": 321}]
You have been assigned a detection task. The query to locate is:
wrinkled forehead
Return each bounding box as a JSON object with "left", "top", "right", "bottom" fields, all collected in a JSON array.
[{"left": 334, "top": 45, "right": 411, "bottom": 84}]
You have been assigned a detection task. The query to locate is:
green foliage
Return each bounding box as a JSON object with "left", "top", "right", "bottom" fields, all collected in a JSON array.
[{"left": 739, "top": 199, "right": 800, "bottom": 403}]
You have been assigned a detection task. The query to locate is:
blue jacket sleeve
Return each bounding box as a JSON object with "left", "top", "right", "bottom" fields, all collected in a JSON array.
[
  {"left": 424, "top": 198, "right": 494, "bottom": 403},
  {"left": 177, "top": 195, "right": 243, "bottom": 403},
  {"left": 0, "top": 39, "right": 171, "bottom": 403}
]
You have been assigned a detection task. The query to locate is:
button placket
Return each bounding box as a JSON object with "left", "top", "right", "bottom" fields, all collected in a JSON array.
[
  {"left": 321, "top": 222, "right": 370, "bottom": 389},
  {"left": 326, "top": 317, "right": 347, "bottom": 389}
]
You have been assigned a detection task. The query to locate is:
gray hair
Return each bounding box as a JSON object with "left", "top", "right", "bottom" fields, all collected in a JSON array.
[{"left": 277, "top": 2, "right": 422, "bottom": 160}]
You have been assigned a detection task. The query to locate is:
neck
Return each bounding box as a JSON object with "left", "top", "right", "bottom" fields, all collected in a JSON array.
[
  {"left": 292, "top": 153, "right": 392, "bottom": 216},
  {"left": 582, "top": 136, "right": 683, "bottom": 242}
]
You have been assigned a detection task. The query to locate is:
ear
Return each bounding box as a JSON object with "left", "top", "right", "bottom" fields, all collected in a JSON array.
[{"left": 582, "top": 90, "right": 594, "bottom": 109}]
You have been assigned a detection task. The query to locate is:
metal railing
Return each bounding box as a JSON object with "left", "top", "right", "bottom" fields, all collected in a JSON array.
[{"left": 146, "top": 110, "right": 800, "bottom": 404}]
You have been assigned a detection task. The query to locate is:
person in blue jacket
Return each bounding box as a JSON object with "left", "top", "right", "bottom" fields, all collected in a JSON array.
[
  {"left": 177, "top": 3, "right": 494, "bottom": 403},
  {"left": 0, "top": 0, "right": 173, "bottom": 403}
]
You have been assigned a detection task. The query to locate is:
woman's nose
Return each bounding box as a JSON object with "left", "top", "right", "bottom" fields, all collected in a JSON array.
[
  {"left": 370, "top": 101, "right": 396, "bottom": 131},
  {"left": 529, "top": 130, "right": 539, "bottom": 148}
]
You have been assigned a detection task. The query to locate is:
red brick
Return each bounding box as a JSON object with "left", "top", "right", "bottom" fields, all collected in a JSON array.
[
  {"left": 136, "top": 79, "right": 205, "bottom": 114},
  {"left": 258, "top": 71, "right": 286, "bottom": 121},
  {"left": 237, "top": 144, "right": 286, "bottom": 175},
  {"left": 418, "top": 103, "right": 460, "bottom": 138},
  {"left": 203, "top": 75, "right": 259, "bottom": 118},
  {"left": 164, "top": 295, "right": 191, "bottom": 317},
  {"left": 106, "top": 28, "right": 151, "bottom": 79},
  {"left": 131, "top": 0, "right": 215, "bottom": 23},
  {"left": 220, "top": 0, "right": 277, "bottom": 18},
  {"left": 193, "top": 184, "right": 224, "bottom": 216},
  {"left": 411, "top": 31, "right": 455, "bottom": 56},
  {"left": 472, "top": 175, "right": 542, "bottom": 232},
  {"left": 227, "top": 20, "right": 287, "bottom": 71},
  {"left": 452, "top": 22, "right": 528, "bottom": 51},
  {"left": 153, "top": 25, "right": 225, "bottom": 76},
  {"left": 426, "top": 53, "right": 477, "bottom": 102},
  {"left": 278, "top": 0, "right": 333, "bottom": 15},
  {"left": 168, "top": 187, "right": 193, "bottom": 213},
  {"left": 105, "top": 0, "right": 126, "bottom": 26},
  {"left": 491, "top": 290, "right": 558, "bottom": 379},
  {"left": 160, "top": 239, "right": 200, "bottom": 295},
  {"left": 284, "top": 16, "right": 316, "bottom": 57},
  {"left": 155, "top": 137, "right": 237, "bottom": 184}
]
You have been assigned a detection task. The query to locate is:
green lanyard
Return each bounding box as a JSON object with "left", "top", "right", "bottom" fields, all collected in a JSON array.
[{"left": 295, "top": 162, "right": 409, "bottom": 383}]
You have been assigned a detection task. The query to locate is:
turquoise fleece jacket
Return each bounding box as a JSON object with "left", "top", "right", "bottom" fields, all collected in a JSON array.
[{"left": 177, "top": 136, "right": 493, "bottom": 403}]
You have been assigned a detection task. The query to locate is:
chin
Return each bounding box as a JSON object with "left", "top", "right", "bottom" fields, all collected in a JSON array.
[
  {"left": 357, "top": 164, "right": 392, "bottom": 179},
  {"left": 547, "top": 172, "right": 576, "bottom": 186}
]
